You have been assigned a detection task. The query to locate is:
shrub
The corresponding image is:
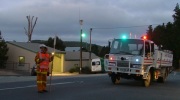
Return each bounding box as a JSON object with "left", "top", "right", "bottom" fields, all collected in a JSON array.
[
  {"left": 69, "top": 66, "right": 91, "bottom": 74},
  {"left": 69, "top": 66, "right": 80, "bottom": 73}
]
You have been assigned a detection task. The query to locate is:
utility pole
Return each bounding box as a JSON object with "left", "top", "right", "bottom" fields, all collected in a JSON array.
[
  {"left": 89, "top": 28, "right": 92, "bottom": 65},
  {"left": 79, "top": 19, "right": 83, "bottom": 74},
  {"left": 24, "top": 15, "right": 38, "bottom": 42}
]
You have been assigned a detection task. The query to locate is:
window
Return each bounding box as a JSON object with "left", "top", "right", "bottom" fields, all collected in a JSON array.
[
  {"left": 19, "top": 56, "right": 25, "bottom": 66},
  {"left": 92, "top": 61, "right": 100, "bottom": 66},
  {"left": 110, "top": 39, "right": 144, "bottom": 55}
]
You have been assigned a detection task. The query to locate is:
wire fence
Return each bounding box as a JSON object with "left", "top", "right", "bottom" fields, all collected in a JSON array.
[
  {"left": 0, "top": 62, "right": 31, "bottom": 76},
  {"left": 5, "top": 62, "right": 30, "bottom": 71}
]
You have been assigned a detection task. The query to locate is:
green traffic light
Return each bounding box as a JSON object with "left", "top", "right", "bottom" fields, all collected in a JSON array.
[{"left": 81, "top": 33, "right": 86, "bottom": 38}]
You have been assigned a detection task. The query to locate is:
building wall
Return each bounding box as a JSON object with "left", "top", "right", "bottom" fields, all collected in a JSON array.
[
  {"left": 6, "top": 42, "right": 95, "bottom": 73},
  {"left": 7, "top": 43, "right": 66, "bottom": 73},
  {"left": 6, "top": 43, "right": 36, "bottom": 72},
  {"left": 64, "top": 60, "right": 90, "bottom": 72},
  {"left": 52, "top": 54, "right": 65, "bottom": 73}
]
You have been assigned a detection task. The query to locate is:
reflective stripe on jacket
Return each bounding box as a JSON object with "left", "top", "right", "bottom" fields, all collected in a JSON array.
[{"left": 38, "top": 52, "right": 50, "bottom": 69}]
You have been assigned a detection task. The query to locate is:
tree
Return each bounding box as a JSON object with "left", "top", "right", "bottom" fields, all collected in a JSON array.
[
  {"left": 99, "top": 46, "right": 110, "bottom": 58},
  {"left": 0, "top": 40, "right": 8, "bottom": 69},
  {"left": 146, "top": 25, "right": 153, "bottom": 40},
  {"left": 173, "top": 3, "right": 180, "bottom": 27},
  {"left": 24, "top": 15, "right": 38, "bottom": 42},
  {"left": 172, "top": 3, "right": 180, "bottom": 68},
  {"left": 91, "top": 44, "right": 99, "bottom": 56},
  {"left": 82, "top": 47, "right": 88, "bottom": 52},
  {"left": 45, "top": 36, "right": 66, "bottom": 51},
  {"left": 147, "top": 3, "right": 180, "bottom": 69}
]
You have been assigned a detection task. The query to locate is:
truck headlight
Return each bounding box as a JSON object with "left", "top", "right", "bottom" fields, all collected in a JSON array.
[
  {"left": 135, "top": 58, "right": 139, "bottom": 62},
  {"left": 132, "top": 64, "right": 141, "bottom": 68}
]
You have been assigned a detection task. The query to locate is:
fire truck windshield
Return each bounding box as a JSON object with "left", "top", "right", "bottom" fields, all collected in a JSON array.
[{"left": 110, "top": 39, "right": 144, "bottom": 55}]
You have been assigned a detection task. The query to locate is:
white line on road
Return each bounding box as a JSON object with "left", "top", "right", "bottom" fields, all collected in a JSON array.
[{"left": 0, "top": 81, "right": 83, "bottom": 91}]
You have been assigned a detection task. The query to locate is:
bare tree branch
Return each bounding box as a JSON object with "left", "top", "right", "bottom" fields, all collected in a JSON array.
[
  {"left": 24, "top": 27, "right": 28, "bottom": 35},
  {"left": 31, "top": 17, "right": 38, "bottom": 34},
  {"left": 24, "top": 15, "right": 38, "bottom": 42}
]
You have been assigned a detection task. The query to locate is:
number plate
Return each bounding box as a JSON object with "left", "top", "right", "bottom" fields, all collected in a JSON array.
[{"left": 119, "top": 68, "right": 129, "bottom": 72}]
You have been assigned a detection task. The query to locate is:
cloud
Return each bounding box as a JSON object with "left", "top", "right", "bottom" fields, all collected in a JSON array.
[{"left": 0, "top": 0, "right": 179, "bottom": 45}]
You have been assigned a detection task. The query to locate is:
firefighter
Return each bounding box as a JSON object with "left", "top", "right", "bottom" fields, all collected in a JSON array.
[{"left": 35, "top": 44, "right": 53, "bottom": 93}]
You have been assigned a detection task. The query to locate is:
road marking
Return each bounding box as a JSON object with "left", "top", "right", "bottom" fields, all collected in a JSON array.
[{"left": 0, "top": 81, "right": 83, "bottom": 91}]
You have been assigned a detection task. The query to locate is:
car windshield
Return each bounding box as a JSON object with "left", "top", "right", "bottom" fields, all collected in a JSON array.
[{"left": 110, "top": 39, "right": 144, "bottom": 55}]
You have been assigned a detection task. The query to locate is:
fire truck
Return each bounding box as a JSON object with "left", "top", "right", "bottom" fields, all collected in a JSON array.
[{"left": 104, "top": 36, "right": 173, "bottom": 87}]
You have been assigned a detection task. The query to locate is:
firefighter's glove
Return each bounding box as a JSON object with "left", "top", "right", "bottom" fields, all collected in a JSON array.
[{"left": 36, "top": 58, "right": 45, "bottom": 64}]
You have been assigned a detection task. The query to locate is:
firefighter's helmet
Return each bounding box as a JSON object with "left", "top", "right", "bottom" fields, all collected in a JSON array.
[{"left": 39, "top": 44, "right": 47, "bottom": 48}]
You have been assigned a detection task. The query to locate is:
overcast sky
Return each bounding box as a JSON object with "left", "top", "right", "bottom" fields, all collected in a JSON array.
[{"left": 0, "top": 0, "right": 179, "bottom": 46}]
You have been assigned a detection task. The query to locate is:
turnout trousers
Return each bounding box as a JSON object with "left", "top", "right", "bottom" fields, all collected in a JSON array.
[{"left": 36, "top": 68, "right": 48, "bottom": 92}]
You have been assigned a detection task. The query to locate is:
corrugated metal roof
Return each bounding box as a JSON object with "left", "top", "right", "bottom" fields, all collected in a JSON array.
[
  {"left": 65, "top": 51, "right": 99, "bottom": 60},
  {"left": 65, "top": 47, "right": 80, "bottom": 51},
  {"left": 7, "top": 41, "right": 66, "bottom": 54},
  {"left": 6, "top": 41, "right": 99, "bottom": 60}
]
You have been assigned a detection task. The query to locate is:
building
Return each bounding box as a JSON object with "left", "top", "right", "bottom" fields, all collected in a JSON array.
[
  {"left": 6, "top": 41, "right": 99, "bottom": 73},
  {"left": 6, "top": 41, "right": 65, "bottom": 73},
  {"left": 64, "top": 51, "right": 99, "bottom": 72}
]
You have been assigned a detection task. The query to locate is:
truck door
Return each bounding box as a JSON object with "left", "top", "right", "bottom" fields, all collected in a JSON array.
[{"left": 145, "top": 42, "right": 150, "bottom": 57}]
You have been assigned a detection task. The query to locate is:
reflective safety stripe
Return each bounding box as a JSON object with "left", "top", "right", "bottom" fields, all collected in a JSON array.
[
  {"left": 36, "top": 71, "right": 40, "bottom": 73},
  {"left": 41, "top": 72, "right": 47, "bottom": 74},
  {"left": 36, "top": 71, "right": 47, "bottom": 74},
  {"left": 37, "top": 81, "right": 43, "bottom": 84}
]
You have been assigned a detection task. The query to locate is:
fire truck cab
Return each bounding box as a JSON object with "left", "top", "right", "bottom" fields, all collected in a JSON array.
[{"left": 104, "top": 37, "right": 173, "bottom": 87}]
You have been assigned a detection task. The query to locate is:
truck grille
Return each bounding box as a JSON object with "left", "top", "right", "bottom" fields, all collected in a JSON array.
[{"left": 117, "top": 61, "right": 129, "bottom": 67}]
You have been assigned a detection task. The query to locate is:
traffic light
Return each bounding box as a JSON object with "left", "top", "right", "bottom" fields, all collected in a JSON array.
[{"left": 81, "top": 33, "right": 86, "bottom": 38}]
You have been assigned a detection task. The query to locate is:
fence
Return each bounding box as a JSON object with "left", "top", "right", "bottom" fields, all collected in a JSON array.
[
  {"left": 5, "top": 62, "right": 30, "bottom": 71},
  {"left": 0, "top": 62, "right": 31, "bottom": 76}
]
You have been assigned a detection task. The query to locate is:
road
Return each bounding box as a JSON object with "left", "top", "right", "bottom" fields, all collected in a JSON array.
[{"left": 0, "top": 72, "right": 180, "bottom": 100}]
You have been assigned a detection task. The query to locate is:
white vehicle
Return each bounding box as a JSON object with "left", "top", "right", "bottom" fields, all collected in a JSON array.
[
  {"left": 91, "top": 58, "right": 102, "bottom": 72},
  {"left": 104, "top": 36, "right": 173, "bottom": 87}
]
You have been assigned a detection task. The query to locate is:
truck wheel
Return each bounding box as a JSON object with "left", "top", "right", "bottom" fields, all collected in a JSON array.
[
  {"left": 143, "top": 71, "right": 151, "bottom": 87},
  {"left": 157, "top": 70, "right": 168, "bottom": 83},
  {"left": 111, "top": 74, "right": 120, "bottom": 84}
]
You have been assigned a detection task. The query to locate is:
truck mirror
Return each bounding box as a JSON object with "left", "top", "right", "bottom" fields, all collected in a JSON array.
[{"left": 158, "top": 45, "right": 163, "bottom": 50}]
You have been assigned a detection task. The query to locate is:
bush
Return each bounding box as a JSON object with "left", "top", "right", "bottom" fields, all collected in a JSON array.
[
  {"left": 69, "top": 66, "right": 91, "bottom": 74},
  {"left": 69, "top": 66, "right": 80, "bottom": 73}
]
